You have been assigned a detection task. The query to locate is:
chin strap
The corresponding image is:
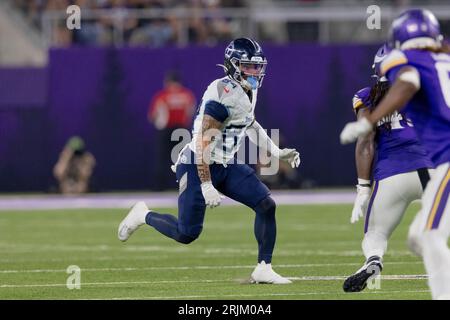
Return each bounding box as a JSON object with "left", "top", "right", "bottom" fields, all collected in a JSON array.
[
  {"left": 217, "top": 64, "right": 258, "bottom": 91},
  {"left": 240, "top": 79, "right": 252, "bottom": 91},
  {"left": 243, "top": 76, "right": 258, "bottom": 90},
  {"left": 216, "top": 64, "right": 228, "bottom": 73}
]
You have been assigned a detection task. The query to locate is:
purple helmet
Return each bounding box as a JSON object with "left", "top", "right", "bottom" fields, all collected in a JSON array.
[
  {"left": 389, "top": 9, "right": 443, "bottom": 50},
  {"left": 372, "top": 44, "right": 391, "bottom": 81}
]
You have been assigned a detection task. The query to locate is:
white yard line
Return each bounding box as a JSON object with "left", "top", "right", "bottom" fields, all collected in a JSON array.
[
  {"left": 0, "top": 243, "right": 417, "bottom": 258},
  {"left": 0, "top": 249, "right": 416, "bottom": 258},
  {"left": 0, "top": 279, "right": 231, "bottom": 288},
  {"left": 0, "top": 261, "right": 423, "bottom": 274},
  {"left": 0, "top": 276, "right": 428, "bottom": 289},
  {"left": 0, "top": 190, "right": 358, "bottom": 211},
  {"left": 104, "top": 289, "right": 431, "bottom": 300},
  {"left": 289, "top": 275, "right": 427, "bottom": 281}
]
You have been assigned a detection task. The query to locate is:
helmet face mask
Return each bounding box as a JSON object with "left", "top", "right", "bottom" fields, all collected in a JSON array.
[
  {"left": 223, "top": 38, "right": 267, "bottom": 90},
  {"left": 372, "top": 44, "right": 390, "bottom": 82},
  {"left": 240, "top": 61, "right": 266, "bottom": 77}
]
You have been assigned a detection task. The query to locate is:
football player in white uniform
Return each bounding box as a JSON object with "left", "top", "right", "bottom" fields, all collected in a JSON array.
[{"left": 118, "top": 38, "right": 300, "bottom": 284}]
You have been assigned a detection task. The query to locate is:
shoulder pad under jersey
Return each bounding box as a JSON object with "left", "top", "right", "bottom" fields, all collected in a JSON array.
[
  {"left": 216, "top": 77, "right": 244, "bottom": 108},
  {"left": 380, "top": 49, "right": 409, "bottom": 76},
  {"left": 353, "top": 87, "right": 372, "bottom": 111}
]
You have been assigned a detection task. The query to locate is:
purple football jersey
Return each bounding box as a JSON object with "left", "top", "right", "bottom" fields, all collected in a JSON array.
[
  {"left": 353, "top": 86, "right": 432, "bottom": 181},
  {"left": 381, "top": 49, "right": 450, "bottom": 167}
]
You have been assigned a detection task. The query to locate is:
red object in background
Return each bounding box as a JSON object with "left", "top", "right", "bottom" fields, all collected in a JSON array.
[{"left": 148, "top": 85, "right": 196, "bottom": 130}]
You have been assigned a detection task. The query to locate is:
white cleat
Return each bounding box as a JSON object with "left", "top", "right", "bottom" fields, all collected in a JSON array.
[
  {"left": 118, "top": 201, "right": 149, "bottom": 242},
  {"left": 250, "top": 261, "right": 292, "bottom": 284}
]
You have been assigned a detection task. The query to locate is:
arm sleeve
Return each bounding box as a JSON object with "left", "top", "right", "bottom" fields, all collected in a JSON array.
[{"left": 246, "top": 120, "right": 281, "bottom": 158}]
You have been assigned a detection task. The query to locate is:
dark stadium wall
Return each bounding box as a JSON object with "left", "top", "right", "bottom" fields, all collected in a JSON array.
[
  {"left": 0, "top": 44, "right": 378, "bottom": 192},
  {"left": 0, "top": 68, "right": 50, "bottom": 192}
]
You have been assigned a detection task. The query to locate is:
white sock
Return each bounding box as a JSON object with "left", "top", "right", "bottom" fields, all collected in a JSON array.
[
  {"left": 138, "top": 209, "right": 149, "bottom": 224},
  {"left": 362, "top": 231, "right": 387, "bottom": 260}
]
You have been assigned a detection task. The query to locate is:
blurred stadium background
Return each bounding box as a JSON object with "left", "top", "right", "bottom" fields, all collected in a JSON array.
[{"left": 1, "top": 0, "right": 449, "bottom": 194}]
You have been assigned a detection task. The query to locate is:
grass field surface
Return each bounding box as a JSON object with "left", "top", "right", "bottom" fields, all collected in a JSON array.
[{"left": 0, "top": 203, "right": 431, "bottom": 299}]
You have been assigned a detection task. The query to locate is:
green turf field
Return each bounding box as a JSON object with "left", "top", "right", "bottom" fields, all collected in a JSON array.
[{"left": 0, "top": 203, "right": 432, "bottom": 299}]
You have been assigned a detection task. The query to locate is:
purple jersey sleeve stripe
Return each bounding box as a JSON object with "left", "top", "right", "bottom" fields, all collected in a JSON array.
[
  {"left": 364, "top": 180, "right": 379, "bottom": 234},
  {"left": 204, "top": 100, "right": 229, "bottom": 123},
  {"left": 427, "top": 168, "right": 450, "bottom": 230}
]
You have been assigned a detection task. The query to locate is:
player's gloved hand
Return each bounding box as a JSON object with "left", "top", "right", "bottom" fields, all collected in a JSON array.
[
  {"left": 350, "top": 184, "right": 371, "bottom": 223},
  {"left": 340, "top": 118, "right": 372, "bottom": 145},
  {"left": 279, "top": 148, "right": 301, "bottom": 168},
  {"left": 201, "top": 181, "right": 224, "bottom": 208}
]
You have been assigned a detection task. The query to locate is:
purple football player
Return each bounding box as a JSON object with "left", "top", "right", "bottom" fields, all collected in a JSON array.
[
  {"left": 341, "top": 9, "right": 450, "bottom": 299},
  {"left": 343, "top": 44, "right": 432, "bottom": 293}
]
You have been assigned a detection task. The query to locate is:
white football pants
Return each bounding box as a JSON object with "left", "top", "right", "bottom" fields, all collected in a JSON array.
[
  {"left": 408, "top": 162, "right": 450, "bottom": 300},
  {"left": 362, "top": 170, "right": 428, "bottom": 260}
]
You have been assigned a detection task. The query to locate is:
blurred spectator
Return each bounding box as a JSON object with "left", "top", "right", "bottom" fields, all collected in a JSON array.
[
  {"left": 71, "top": 0, "right": 103, "bottom": 46},
  {"left": 203, "top": 0, "right": 233, "bottom": 44},
  {"left": 11, "top": 0, "right": 239, "bottom": 47},
  {"left": 45, "top": 0, "right": 73, "bottom": 46},
  {"left": 53, "top": 136, "right": 96, "bottom": 194},
  {"left": 53, "top": 20, "right": 73, "bottom": 46},
  {"left": 13, "top": 0, "right": 449, "bottom": 47},
  {"left": 148, "top": 71, "right": 196, "bottom": 190},
  {"left": 129, "top": 1, "right": 177, "bottom": 47},
  {"left": 186, "top": 1, "right": 209, "bottom": 44}
]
